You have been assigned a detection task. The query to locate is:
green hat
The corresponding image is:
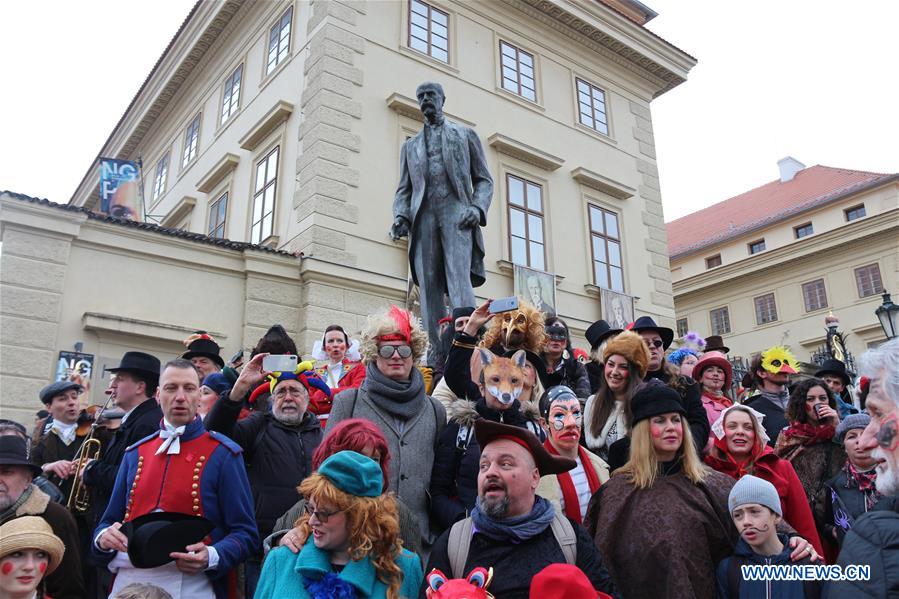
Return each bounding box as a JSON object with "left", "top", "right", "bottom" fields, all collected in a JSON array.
[{"left": 318, "top": 450, "right": 383, "bottom": 497}]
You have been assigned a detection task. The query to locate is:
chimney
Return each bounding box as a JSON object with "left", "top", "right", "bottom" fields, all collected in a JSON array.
[{"left": 777, "top": 156, "right": 806, "bottom": 183}]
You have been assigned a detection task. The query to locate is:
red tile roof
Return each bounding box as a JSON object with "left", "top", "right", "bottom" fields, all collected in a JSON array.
[{"left": 666, "top": 165, "right": 898, "bottom": 259}]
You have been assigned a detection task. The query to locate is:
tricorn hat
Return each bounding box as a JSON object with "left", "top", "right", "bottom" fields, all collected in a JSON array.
[
  {"left": 585, "top": 320, "right": 621, "bottom": 351},
  {"left": 628, "top": 316, "right": 675, "bottom": 350},
  {"left": 704, "top": 335, "right": 730, "bottom": 354},
  {"left": 121, "top": 511, "right": 215, "bottom": 569},
  {"left": 106, "top": 351, "right": 161, "bottom": 379},
  {"left": 474, "top": 419, "right": 575, "bottom": 476},
  {"left": 815, "top": 359, "right": 851, "bottom": 387}
]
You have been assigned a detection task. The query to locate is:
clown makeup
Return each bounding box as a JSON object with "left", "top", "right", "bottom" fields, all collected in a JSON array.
[
  {"left": 877, "top": 414, "right": 899, "bottom": 451},
  {"left": 547, "top": 398, "right": 582, "bottom": 456},
  {"left": 649, "top": 413, "right": 683, "bottom": 462},
  {"left": 0, "top": 549, "right": 49, "bottom": 598}
]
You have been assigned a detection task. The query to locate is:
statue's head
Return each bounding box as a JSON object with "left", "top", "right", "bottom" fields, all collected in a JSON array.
[{"left": 416, "top": 82, "right": 445, "bottom": 121}]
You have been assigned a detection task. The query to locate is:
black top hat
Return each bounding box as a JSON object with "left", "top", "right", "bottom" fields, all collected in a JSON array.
[
  {"left": 474, "top": 419, "right": 575, "bottom": 476},
  {"left": 629, "top": 316, "right": 675, "bottom": 350},
  {"left": 120, "top": 511, "right": 215, "bottom": 569},
  {"left": 585, "top": 320, "right": 622, "bottom": 350},
  {"left": 182, "top": 338, "right": 225, "bottom": 369},
  {"left": 703, "top": 335, "right": 730, "bottom": 354},
  {"left": 815, "top": 359, "right": 851, "bottom": 387},
  {"left": 630, "top": 380, "right": 685, "bottom": 426},
  {"left": 452, "top": 306, "right": 475, "bottom": 321},
  {"left": 107, "top": 352, "right": 161, "bottom": 379},
  {"left": 0, "top": 436, "right": 43, "bottom": 478},
  {"left": 38, "top": 380, "right": 83, "bottom": 405}
]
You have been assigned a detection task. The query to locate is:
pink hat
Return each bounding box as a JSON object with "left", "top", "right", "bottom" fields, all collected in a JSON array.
[
  {"left": 693, "top": 351, "right": 733, "bottom": 390},
  {"left": 529, "top": 564, "right": 606, "bottom": 599}
]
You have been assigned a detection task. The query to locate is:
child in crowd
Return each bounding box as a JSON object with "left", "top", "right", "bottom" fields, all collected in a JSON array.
[{"left": 716, "top": 475, "right": 823, "bottom": 598}]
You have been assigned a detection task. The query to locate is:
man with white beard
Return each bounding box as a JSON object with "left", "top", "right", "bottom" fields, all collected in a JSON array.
[{"left": 830, "top": 337, "right": 899, "bottom": 596}]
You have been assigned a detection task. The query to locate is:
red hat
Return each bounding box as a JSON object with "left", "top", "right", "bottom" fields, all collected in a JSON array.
[
  {"left": 529, "top": 564, "right": 606, "bottom": 599},
  {"left": 693, "top": 351, "right": 733, "bottom": 390}
]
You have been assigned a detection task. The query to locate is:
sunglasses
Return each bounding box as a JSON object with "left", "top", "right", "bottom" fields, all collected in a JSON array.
[
  {"left": 644, "top": 339, "right": 664, "bottom": 349},
  {"left": 378, "top": 344, "right": 413, "bottom": 359},
  {"left": 304, "top": 503, "right": 342, "bottom": 523}
]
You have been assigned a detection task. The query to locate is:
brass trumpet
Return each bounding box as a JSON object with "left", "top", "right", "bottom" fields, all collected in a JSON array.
[{"left": 66, "top": 390, "right": 115, "bottom": 513}]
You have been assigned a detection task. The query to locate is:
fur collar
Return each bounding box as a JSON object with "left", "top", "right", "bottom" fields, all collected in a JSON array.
[
  {"left": 583, "top": 395, "right": 625, "bottom": 450},
  {"left": 17, "top": 484, "right": 50, "bottom": 516},
  {"left": 447, "top": 396, "right": 543, "bottom": 428}
]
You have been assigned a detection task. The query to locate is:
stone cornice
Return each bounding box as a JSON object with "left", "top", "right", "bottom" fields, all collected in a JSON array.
[
  {"left": 239, "top": 101, "right": 294, "bottom": 150},
  {"left": 488, "top": 133, "right": 564, "bottom": 171},
  {"left": 502, "top": 0, "right": 695, "bottom": 98},
  {"left": 82, "top": 312, "right": 227, "bottom": 343},
  {"left": 571, "top": 166, "right": 635, "bottom": 199}
]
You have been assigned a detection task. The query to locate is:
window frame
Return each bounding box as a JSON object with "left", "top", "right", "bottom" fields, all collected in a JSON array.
[
  {"left": 854, "top": 263, "right": 884, "bottom": 298},
  {"left": 181, "top": 112, "right": 202, "bottom": 168},
  {"left": 794, "top": 222, "right": 814, "bottom": 239},
  {"left": 748, "top": 239, "right": 766, "bottom": 255},
  {"left": 574, "top": 77, "right": 609, "bottom": 136},
  {"left": 676, "top": 318, "right": 688, "bottom": 338},
  {"left": 152, "top": 152, "right": 170, "bottom": 201},
  {"left": 801, "top": 278, "right": 829, "bottom": 312},
  {"left": 705, "top": 254, "right": 722, "bottom": 269},
  {"left": 710, "top": 306, "right": 732, "bottom": 335},
  {"left": 498, "top": 40, "right": 537, "bottom": 103},
  {"left": 207, "top": 191, "right": 228, "bottom": 239},
  {"left": 220, "top": 63, "right": 244, "bottom": 126},
  {"left": 250, "top": 145, "right": 280, "bottom": 245},
  {"left": 506, "top": 173, "right": 546, "bottom": 271},
  {"left": 844, "top": 204, "right": 866, "bottom": 221},
  {"left": 408, "top": 0, "right": 449, "bottom": 64},
  {"left": 753, "top": 293, "right": 778, "bottom": 325},
  {"left": 265, "top": 6, "right": 294, "bottom": 76},
  {"left": 588, "top": 203, "right": 625, "bottom": 293}
]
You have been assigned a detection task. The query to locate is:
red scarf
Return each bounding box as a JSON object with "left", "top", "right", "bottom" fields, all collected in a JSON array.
[
  {"left": 775, "top": 422, "right": 836, "bottom": 461},
  {"left": 543, "top": 439, "right": 601, "bottom": 523},
  {"left": 707, "top": 436, "right": 765, "bottom": 479},
  {"left": 843, "top": 461, "right": 882, "bottom": 510}
]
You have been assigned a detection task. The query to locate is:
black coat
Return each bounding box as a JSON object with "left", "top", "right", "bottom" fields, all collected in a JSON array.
[
  {"left": 823, "top": 469, "right": 881, "bottom": 546},
  {"left": 542, "top": 354, "right": 592, "bottom": 398},
  {"left": 429, "top": 397, "right": 543, "bottom": 532},
  {"left": 421, "top": 514, "right": 618, "bottom": 599},
  {"left": 829, "top": 496, "right": 899, "bottom": 597},
  {"left": 586, "top": 360, "right": 603, "bottom": 395},
  {"left": 744, "top": 394, "right": 789, "bottom": 448},
  {"left": 82, "top": 397, "right": 162, "bottom": 519},
  {"left": 204, "top": 394, "right": 323, "bottom": 543}
]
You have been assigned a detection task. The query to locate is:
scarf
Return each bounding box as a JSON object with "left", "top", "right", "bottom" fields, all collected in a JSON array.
[
  {"left": 843, "top": 461, "right": 881, "bottom": 510},
  {"left": 303, "top": 572, "right": 357, "bottom": 599},
  {"left": 471, "top": 495, "right": 555, "bottom": 543},
  {"left": 776, "top": 422, "right": 836, "bottom": 461},
  {"left": 51, "top": 420, "right": 78, "bottom": 446},
  {"left": 544, "top": 440, "right": 600, "bottom": 523},
  {"left": 362, "top": 362, "right": 426, "bottom": 421},
  {"left": 0, "top": 484, "right": 33, "bottom": 524},
  {"left": 156, "top": 419, "right": 186, "bottom": 455},
  {"left": 709, "top": 436, "right": 765, "bottom": 479},
  {"left": 759, "top": 389, "right": 790, "bottom": 410}
]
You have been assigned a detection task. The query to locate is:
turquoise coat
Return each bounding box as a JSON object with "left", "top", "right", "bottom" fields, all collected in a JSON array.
[{"left": 255, "top": 543, "right": 423, "bottom": 599}]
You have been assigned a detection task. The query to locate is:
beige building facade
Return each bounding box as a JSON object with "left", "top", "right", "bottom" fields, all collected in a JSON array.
[
  {"left": 668, "top": 159, "right": 899, "bottom": 366},
  {"left": 2, "top": 0, "right": 695, "bottom": 423}
]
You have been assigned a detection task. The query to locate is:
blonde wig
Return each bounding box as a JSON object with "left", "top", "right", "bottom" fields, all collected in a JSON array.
[
  {"left": 617, "top": 418, "right": 708, "bottom": 489},
  {"left": 296, "top": 473, "right": 405, "bottom": 599},
  {"left": 359, "top": 307, "right": 429, "bottom": 364}
]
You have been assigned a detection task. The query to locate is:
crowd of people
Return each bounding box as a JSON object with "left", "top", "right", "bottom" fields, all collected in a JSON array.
[{"left": 3, "top": 298, "right": 898, "bottom": 599}]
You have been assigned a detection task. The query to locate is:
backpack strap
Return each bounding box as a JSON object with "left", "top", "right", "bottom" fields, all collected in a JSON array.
[
  {"left": 549, "top": 511, "right": 577, "bottom": 565},
  {"left": 447, "top": 517, "right": 474, "bottom": 579}
]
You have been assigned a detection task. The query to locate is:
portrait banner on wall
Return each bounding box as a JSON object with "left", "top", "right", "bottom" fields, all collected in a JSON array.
[
  {"left": 514, "top": 264, "right": 556, "bottom": 316},
  {"left": 98, "top": 157, "right": 143, "bottom": 221},
  {"left": 601, "top": 288, "right": 634, "bottom": 330}
]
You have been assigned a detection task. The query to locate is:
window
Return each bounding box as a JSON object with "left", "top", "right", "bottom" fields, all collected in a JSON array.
[
  {"left": 266, "top": 6, "right": 293, "bottom": 75},
  {"left": 748, "top": 239, "right": 766, "bottom": 255},
  {"left": 208, "top": 192, "right": 228, "bottom": 239},
  {"left": 575, "top": 78, "right": 608, "bottom": 135},
  {"left": 855, "top": 263, "right": 884, "bottom": 298},
  {"left": 802, "top": 279, "right": 828, "bottom": 312},
  {"left": 220, "top": 64, "right": 243, "bottom": 124},
  {"left": 152, "top": 152, "right": 169, "bottom": 200},
  {"left": 182, "top": 113, "right": 201, "bottom": 167},
  {"left": 794, "top": 223, "right": 813, "bottom": 239},
  {"left": 754, "top": 293, "right": 778, "bottom": 325},
  {"left": 710, "top": 307, "right": 731, "bottom": 335},
  {"left": 676, "top": 318, "right": 688, "bottom": 338},
  {"left": 706, "top": 254, "right": 722, "bottom": 269},
  {"left": 507, "top": 174, "right": 545, "bottom": 271},
  {"left": 500, "top": 41, "right": 536, "bottom": 102},
  {"left": 588, "top": 204, "right": 624, "bottom": 292},
  {"left": 845, "top": 205, "right": 866, "bottom": 221},
  {"left": 251, "top": 147, "right": 279, "bottom": 244},
  {"left": 408, "top": 0, "right": 448, "bottom": 63}
]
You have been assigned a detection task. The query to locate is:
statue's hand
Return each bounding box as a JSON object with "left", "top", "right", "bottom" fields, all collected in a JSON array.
[
  {"left": 390, "top": 217, "right": 410, "bottom": 240},
  {"left": 458, "top": 206, "right": 480, "bottom": 230}
]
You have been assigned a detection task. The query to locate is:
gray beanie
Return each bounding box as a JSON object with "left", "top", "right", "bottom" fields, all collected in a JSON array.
[
  {"left": 836, "top": 413, "right": 870, "bottom": 444},
  {"left": 728, "top": 475, "right": 782, "bottom": 516}
]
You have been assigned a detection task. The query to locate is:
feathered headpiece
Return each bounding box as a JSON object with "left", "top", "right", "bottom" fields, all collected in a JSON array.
[
  {"left": 183, "top": 331, "right": 216, "bottom": 347},
  {"left": 679, "top": 331, "right": 706, "bottom": 352},
  {"left": 380, "top": 305, "right": 413, "bottom": 343},
  {"left": 247, "top": 361, "right": 331, "bottom": 404},
  {"left": 761, "top": 346, "right": 798, "bottom": 375},
  {"left": 667, "top": 347, "right": 699, "bottom": 366}
]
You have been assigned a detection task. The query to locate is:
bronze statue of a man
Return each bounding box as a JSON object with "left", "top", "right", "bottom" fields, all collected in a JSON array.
[{"left": 390, "top": 82, "right": 493, "bottom": 357}]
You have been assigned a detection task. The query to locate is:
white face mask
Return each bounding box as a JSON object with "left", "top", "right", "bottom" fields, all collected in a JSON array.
[{"left": 487, "top": 385, "right": 522, "bottom": 406}]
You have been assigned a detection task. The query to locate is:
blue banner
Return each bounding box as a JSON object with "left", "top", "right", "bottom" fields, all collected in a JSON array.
[{"left": 99, "top": 157, "right": 142, "bottom": 220}]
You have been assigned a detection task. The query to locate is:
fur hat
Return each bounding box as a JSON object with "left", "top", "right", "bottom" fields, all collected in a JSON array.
[
  {"left": 602, "top": 331, "right": 650, "bottom": 379},
  {"left": 252, "top": 325, "right": 298, "bottom": 357}
]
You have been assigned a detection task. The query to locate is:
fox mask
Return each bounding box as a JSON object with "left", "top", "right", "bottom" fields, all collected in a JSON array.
[{"left": 478, "top": 348, "right": 526, "bottom": 406}]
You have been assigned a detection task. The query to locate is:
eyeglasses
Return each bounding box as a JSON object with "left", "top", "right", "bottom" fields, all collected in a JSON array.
[
  {"left": 304, "top": 503, "right": 342, "bottom": 523},
  {"left": 644, "top": 339, "right": 664, "bottom": 349},
  {"left": 273, "top": 387, "right": 306, "bottom": 399},
  {"left": 378, "top": 344, "right": 413, "bottom": 359}
]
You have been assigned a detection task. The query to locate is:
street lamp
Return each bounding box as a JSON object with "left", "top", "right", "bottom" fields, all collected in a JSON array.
[{"left": 875, "top": 292, "right": 899, "bottom": 340}]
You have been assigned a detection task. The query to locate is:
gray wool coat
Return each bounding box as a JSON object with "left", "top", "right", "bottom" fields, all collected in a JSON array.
[{"left": 325, "top": 380, "right": 446, "bottom": 546}]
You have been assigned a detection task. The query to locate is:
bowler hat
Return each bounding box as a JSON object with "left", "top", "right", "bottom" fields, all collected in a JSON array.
[
  {"left": 38, "top": 380, "right": 83, "bottom": 405},
  {"left": 630, "top": 380, "right": 685, "bottom": 426},
  {"left": 815, "top": 359, "right": 851, "bottom": 387},
  {"left": 628, "top": 316, "right": 675, "bottom": 349},
  {"left": 585, "top": 320, "right": 621, "bottom": 350},
  {"left": 182, "top": 338, "right": 225, "bottom": 369},
  {"left": 107, "top": 351, "right": 161, "bottom": 379},
  {"left": 452, "top": 306, "right": 475, "bottom": 321},
  {"left": 0, "top": 436, "right": 43, "bottom": 477},
  {"left": 704, "top": 335, "right": 730, "bottom": 354},
  {"left": 120, "top": 511, "right": 215, "bottom": 569},
  {"left": 474, "top": 419, "right": 575, "bottom": 476}
]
